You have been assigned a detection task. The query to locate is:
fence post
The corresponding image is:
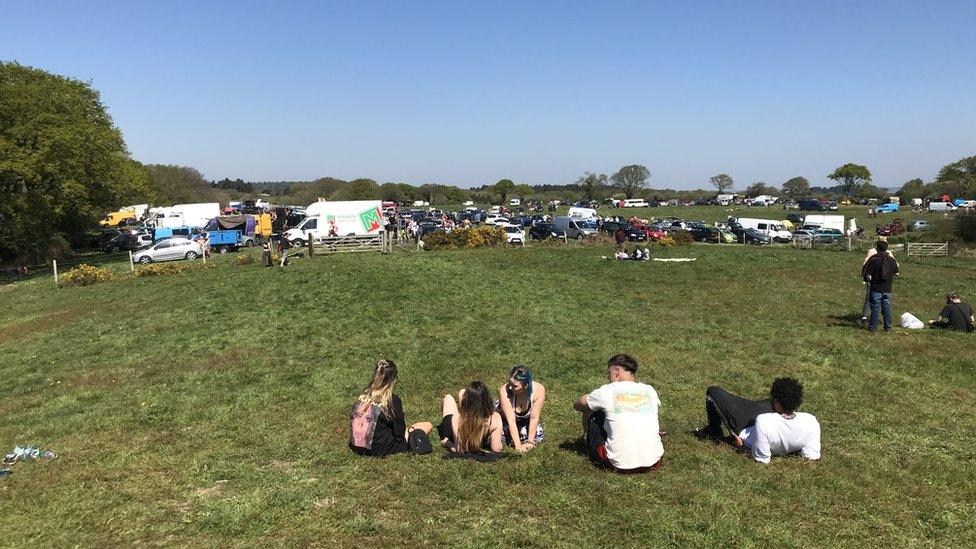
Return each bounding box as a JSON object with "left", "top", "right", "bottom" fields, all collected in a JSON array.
[
  {"left": 905, "top": 243, "right": 911, "bottom": 258},
  {"left": 309, "top": 237, "right": 315, "bottom": 257},
  {"left": 53, "top": 259, "right": 58, "bottom": 284},
  {"left": 846, "top": 236, "right": 851, "bottom": 252},
  {"left": 129, "top": 250, "right": 135, "bottom": 272}
]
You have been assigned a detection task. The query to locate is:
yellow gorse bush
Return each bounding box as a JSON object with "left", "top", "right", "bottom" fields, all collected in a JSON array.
[{"left": 58, "top": 264, "right": 117, "bottom": 287}]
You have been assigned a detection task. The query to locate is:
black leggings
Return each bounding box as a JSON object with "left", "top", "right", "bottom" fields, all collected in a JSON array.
[{"left": 704, "top": 386, "right": 773, "bottom": 436}]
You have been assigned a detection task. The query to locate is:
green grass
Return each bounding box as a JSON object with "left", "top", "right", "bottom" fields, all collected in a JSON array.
[{"left": 1, "top": 243, "right": 975, "bottom": 547}]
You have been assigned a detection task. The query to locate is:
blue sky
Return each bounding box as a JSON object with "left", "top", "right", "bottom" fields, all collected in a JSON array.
[{"left": 5, "top": 1, "right": 975, "bottom": 189}]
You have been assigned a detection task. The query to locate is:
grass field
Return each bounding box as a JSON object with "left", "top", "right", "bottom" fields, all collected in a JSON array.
[{"left": 1, "top": 241, "right": 975, "bottom": 547}]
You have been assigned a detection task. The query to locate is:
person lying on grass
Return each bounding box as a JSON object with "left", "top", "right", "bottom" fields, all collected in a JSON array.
[
  {"left": 349, "top": 359, "right": 434, "bottom": 457},
  {"left": 438, "top": 381, "right": 504, "bottom": 454},
  {"left": 693, "top": 377, "right": 821, "bottom": 464},
  {"left": 497, "top": 365, "right": 546, "bottom": 453},
  {"left": 573, "top": 354, "right": 664, "bottom": 473}
]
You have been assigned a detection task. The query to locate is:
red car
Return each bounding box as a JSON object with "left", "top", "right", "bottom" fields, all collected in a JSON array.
[
  {"left": 630, "top": 221, "right": 667, "bottom": 241},
  {"left": 876, "top": 219, "right": 905, "bottom": 236}
]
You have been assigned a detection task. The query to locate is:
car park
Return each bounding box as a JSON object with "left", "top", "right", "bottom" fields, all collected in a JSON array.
[{"left": 132, "top": 237, "right": 202, "bottom": 264}]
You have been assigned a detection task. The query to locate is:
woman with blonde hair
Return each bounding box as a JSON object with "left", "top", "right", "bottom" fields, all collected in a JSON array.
[
  {"left": 438, "top": 381, "right": 503, "bottom": 454},
  {"left": 349, "top": 359, "right": 433, "bottom": 457}
]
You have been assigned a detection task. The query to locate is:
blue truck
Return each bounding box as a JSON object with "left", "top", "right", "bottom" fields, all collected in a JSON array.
[{"left": 207, "top": 229, "right": 256, "bottom": 253}]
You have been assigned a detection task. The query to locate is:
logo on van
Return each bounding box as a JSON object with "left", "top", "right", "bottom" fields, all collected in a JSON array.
[{"left": 358, "top": 207, "right": 383, "bottom": 232}]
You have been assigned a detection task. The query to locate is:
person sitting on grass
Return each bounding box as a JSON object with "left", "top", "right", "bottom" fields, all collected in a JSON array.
[
  {"left": 693, "top": 378, "right": 821, "bottom": 464},
  {"left": 349, "top": 359, "right": 434, "bottom": 457},
  {"left": 497, "top": 365, "right": 546, "bottom": 453},
  {"left": 929, "top": 293, "right": 975, "bottom": 332},
  {"left": 438, "top": 381, "right": 504, "bottom": 454},
  {"left": 573, "top": 354, "right": 664, "bottom": 473}
]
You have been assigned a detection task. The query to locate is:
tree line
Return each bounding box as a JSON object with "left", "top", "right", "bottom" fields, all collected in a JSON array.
[{"left": 2, "top": 61, "right": 974, "bottom": 264}]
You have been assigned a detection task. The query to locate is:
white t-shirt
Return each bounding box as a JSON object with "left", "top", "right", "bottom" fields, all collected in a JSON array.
[
  {"left": 739, "top": 412, "right": 821, "bottom": 464},
  {"left": 587, "top": 381, "right": 664, "bottom": 469}
]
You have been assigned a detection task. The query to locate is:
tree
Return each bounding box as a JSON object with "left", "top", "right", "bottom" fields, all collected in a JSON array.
[
  {"left": 0, "top": 62, "right": 154, "bottom": 261},
  {"left": 493, "top": 179, "right": 515, "bottom": 203},
  {"left": 896, "top": 178, "right": 926, "bottom": 201},
  {"left": 610, "top": 164, "right": 650, "bottom": 199},
  {"left": 936, "top": 155, "right": 976, "bottom": 197},
  {"left": 344, "top": 178, "right": 380, "bottom": 200},
  {"left": 379, "top": 182, "right": 405, "bottom": 203},
  {"left": 444, "top": 186, "right": 466, "bottom": 204},
  {"left": 781, "top": 176, "right": 810, "bottom": 198},
  {"left": 828, "top": 163, "right": 871, "bottom": 197},
  {"left": 147, "top": 164, "right": 218, "bottom": 204},
  {"left": 710, "top": 173, "right": 734, "bottom": 194},
  {"left": 744, "top": 181, "right": 777, "bottom": 198},
  {"left": 575, "top": 172, "right": 608, "bottom": 201},
  {"left": 513, "top": 184, "right": 534, "bottom": 200},
  {"left": 857, "top": 183, "right": 888, "bottom": 200}
]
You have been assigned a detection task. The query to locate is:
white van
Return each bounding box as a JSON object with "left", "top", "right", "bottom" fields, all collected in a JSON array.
[
  {"left": 732, "top": 217, "right": 793, "bottom": 242},
  {"left": 928, "top": 201, "right": 957, "bottom": 212},
  {"left": 621, "top": 199, "right": 649, "bottom": 208},
  {"left": 509, "top": 199, "right": 521, "bottom": 206},
  {"left": 284, "top": 200, "right": 385, "bottom": 245},
  {"left": 803, "top": 215, "right": 845, "bottom": 232},
  {"left": 567, "top": 206, "right": 597, "bottom": 219}
]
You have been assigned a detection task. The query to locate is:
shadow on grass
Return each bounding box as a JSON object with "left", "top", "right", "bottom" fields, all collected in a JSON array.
[
  {"left": 828, "top": 312, "right": 865, "bottom": 328},
  {"left": 558, "top": 437, "right": 587, "bottom": 456}
]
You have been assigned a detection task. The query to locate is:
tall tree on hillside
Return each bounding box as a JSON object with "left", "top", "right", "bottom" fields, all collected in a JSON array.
[
  {"left": 895, "top": 178, "right": 926, "bottom": 201},
  {"left": 781, "top": 176, "right": 810, "bottom": 198},
  {"left": 513, "top": 184, "right": 534, "bottom": 200},
  {"left": 147, "top": 165, "right": 218, "bottom": 204},
  {"left": 744, "top": 181, "right": 777, "bottom": 198},
  {"left": 379, "top": 182, "right": 405, "bottom": 203},
  {"left": 828, "top": 163, "right": 871, "bottom": 197},
  {"left": 576, "top": 171, "right": 608, "bottom": 201},
  {"left": 0, "top": 62, "right": 154, "bottom": 261},
  {"left": 710, "top": 173, "right": 734, "bottom": 194},
  {"left": 610, "top": 164, "right": 650, "bottom": 199},
  {"left": 493, "top": 179, "right": 515, "bottom": 203},
  {"left": 857, "top": 183, "right": 888, "bottom": 200},
  {"left": 936, "top": 155, "right": 976, "bottom": 196},
  {"left": 344, "top": 178, "right": 380, "bottom": 200}
]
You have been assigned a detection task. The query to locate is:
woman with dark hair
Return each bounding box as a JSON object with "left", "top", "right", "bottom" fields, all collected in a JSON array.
[
  {"left": 349, "top": 359, "right": 433, "bottom": 457},
  {"left": 497, "top": 366, "right": 546, "bottom": 452},
  {"left": 929, "top": 293, "right": 975, "bottom": 332},
  {"left": 438, "top": 381, "right": 503, "bottom": 454}
]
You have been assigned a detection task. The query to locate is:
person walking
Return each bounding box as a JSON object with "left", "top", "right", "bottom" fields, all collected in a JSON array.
[{"left": 861, "top": 240, "right": 899, "bottom": 332}]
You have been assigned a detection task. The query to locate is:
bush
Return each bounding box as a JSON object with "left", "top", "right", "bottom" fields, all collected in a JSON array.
[
  {"left": 671, "top": 231, "right": 695, "bottom": 245},
  {"left": 423, "top": 226, "right": 506, "bottom": 251},
  {"left": 422, "top": 231, "right": 457, "bottom": 251},
  {"left": 658, "top": 236, "right": 676, "bottom": 248},
  {"left": 58, "top": 264, "right": 116, "bottom": 287},
  {"left": 234, "top": 254, "right": 255, "bottom": 266},
  {"left": 134, "top": 261, "right": 211, "bottom": 278}
]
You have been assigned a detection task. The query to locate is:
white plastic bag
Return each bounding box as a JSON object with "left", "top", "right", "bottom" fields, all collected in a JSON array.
[{"left": 900, "top": 312, "right": 924, "bottom": 330}]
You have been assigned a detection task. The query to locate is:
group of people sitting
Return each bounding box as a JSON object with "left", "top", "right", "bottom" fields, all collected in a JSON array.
[
  {"left": 349, "top": 354, "right": 822, "bottom": 471},
  {"left": 614, "top": 246, "right": 651, "bottom": 261}
]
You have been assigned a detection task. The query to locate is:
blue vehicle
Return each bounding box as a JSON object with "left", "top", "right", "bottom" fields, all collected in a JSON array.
[
  {"left": 153, "top": 226, "right": 201, "bottom": 241},
  {"left": 875, "top": 203, "right": 900, "bottom": 213},
  {"left": 207, "top": 229, "right": 256, "bottom": 253}
]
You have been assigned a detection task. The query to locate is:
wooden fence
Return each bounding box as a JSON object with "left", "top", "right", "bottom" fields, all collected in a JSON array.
[
  {"left": 906, "top": 242, "right": 949, "bottom": 258},
  {"left": 307, "top": 233, "right": 390, "bottom": 255}
]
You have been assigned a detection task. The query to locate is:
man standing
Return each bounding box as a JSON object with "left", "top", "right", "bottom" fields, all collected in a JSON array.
[
  {"left": 862, "top": 239, "right": 899, "bottom": 332},
  {"left": 573, "top": 354, "right": 664, "bottom": 472},
  {"left": 693, "top": 378, "right": 820, "bottom": 464},
  {"left": 614, "top": 226, "right": 626, "bottom": 252}
]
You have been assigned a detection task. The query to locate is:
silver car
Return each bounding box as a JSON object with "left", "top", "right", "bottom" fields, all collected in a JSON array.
[{"left": 132, "top": 237, "right": 203, "bottom": 264}]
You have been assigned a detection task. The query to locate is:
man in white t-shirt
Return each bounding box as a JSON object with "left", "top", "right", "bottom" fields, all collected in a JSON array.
[
  {"left": 573, "top": 354, "right": 664, "bottom": 472},
  {"left": 693, "top": 377, "right": 821, "bottom": 464}
]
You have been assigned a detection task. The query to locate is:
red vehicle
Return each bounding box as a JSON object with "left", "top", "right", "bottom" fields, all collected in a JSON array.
[
  {"left": 876, "top": 219, "right": 905, "bottom": 236},
  {"left": 630, "top": 220, "right": 667, "bottom": 241}
]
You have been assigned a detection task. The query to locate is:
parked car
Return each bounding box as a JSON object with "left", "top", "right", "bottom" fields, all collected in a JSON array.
[
  {"left": 812, "top": 228, "right": 845, "bottom": 243},
  {"left": 875, "top": 203, "right": 900, "bottom": 213},
  {"left": 742, "top": 228, "right": 771, "bottom": 245},
  {"left": 601, "top": 222, "right": 646, "bottom": 241},
  {"left": 528, "top": 223, "right": 565, "bottom": 240},
  {"left": 798, "top": 199, "right": 827, "bottom": 211},
  {"left": 101, "top": 232, "right": 152, "bottom": 253},
  {"left": 484, "top": 215, "right": 510, "bottom": 226},
  {"left": 786, "top": 213, "right": 804, "bottom": 224},
  {"left": 132, "top": 237, "right": 202, "bottom": 264},
  {"left": 876, "top": 220, "right": 905, "bottom": 236},
  {"left": 907, "top": 219, "right": 933, "bottom": 232},
  {"left": 688, "top": 226, "right": 724, "bottom": 243},
  {"left": 502, "top": 224, "right": 525, "bottom": 244}
]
